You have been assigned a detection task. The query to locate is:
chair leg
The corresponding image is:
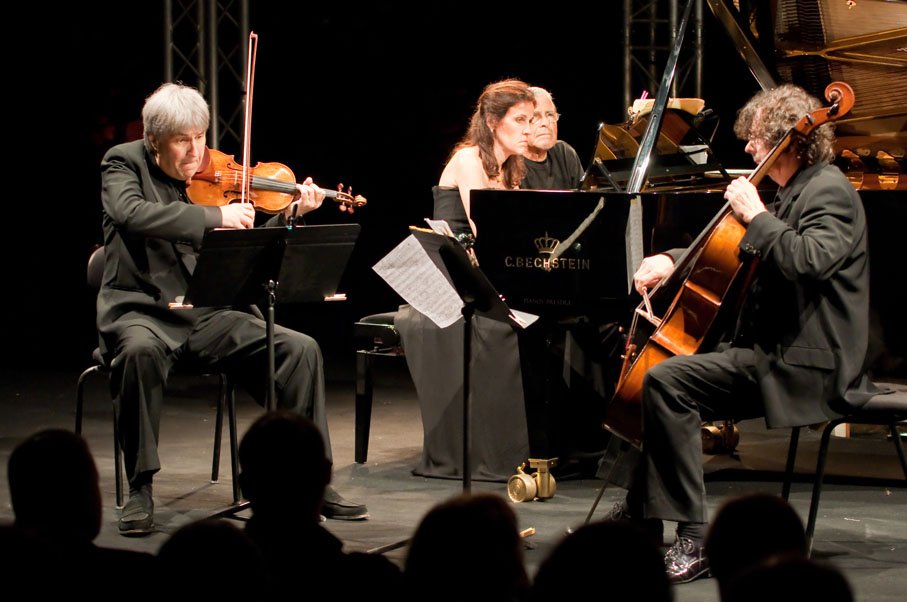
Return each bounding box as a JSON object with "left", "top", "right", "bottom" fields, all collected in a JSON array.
[
  {"left": 782, "top": 426, "right": 801, "bottom": 500},
  {"left": 805, "top": 418, "right": 843, "bottom": 556},
  {"left": 212, "top": 374, "right": 227, "bottom": 483},
  {"left": 112, "top": 404, "right": 124, "bottom": 509},
  {"left": 75, "top": 365, "right": 103, "bottom": 434},
  {"left": 227, "top": 383, "right": 240, "bottom": 504},
  {"left": 355, "top": 350, "right": 375, "bottom": 464},
  {"left": 890, "top": 422, "right": 907, "bottom": 480}
]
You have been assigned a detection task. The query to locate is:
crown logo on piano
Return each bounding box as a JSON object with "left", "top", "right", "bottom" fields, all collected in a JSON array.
[{"left": 534, "top": 232, "right": 560, "bottom": 257}]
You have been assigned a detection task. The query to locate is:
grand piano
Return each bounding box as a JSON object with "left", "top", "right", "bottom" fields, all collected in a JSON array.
[{"left": 469, "top": 0, "right": 906, "bottom": 465}]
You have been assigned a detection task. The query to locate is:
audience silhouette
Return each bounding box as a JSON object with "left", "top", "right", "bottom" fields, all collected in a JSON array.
[
  {"left": 157, "top": 518, "right": 266, "bottom": 598},
  {"left": 531, "top": 520, "right": 672, "bottom": 602},
  {"left": 2, "top": 429, "right": 155, "bottom": 597},
  {"left": 404, "top": 492, "right": 530, "bottom": 602},
  {"left": 238, "top": 410, "right": 402, "bottom": 596},
  {"left": 1, "top": 427, "right": 864, "bottom": 601},
  {"left": 705, "top": 493, "right": 808, "bottom": 599},
  {"left": 723, "top": 555, "right": 854, "bottom": 602}
]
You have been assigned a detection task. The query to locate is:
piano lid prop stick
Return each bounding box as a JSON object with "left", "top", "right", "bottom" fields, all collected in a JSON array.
[{"left": 547, "top": 196, "right": 608, "bottom": 266}]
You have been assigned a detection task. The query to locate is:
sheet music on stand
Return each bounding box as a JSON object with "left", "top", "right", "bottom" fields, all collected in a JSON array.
[
  {"left": 373, "top": 223, "right": 538, "bottom": 331},
  {"left": 373, "top": 224, "right": 537, "bottom": 492}
]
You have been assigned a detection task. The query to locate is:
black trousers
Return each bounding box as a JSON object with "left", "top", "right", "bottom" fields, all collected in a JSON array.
[
  {"left": 631, "top": 347, "right": 764, "bottom": 523},
  {"left": 110, "top": 310, "right": 329, "bottom": 485}
]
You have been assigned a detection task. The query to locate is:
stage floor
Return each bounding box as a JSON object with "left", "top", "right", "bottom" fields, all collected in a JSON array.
[{"left": 1, "top": 363, "right": 905, "bottom": 601}]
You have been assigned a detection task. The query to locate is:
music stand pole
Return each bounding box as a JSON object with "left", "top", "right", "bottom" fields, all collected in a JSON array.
[
  {"left": 461, "top": 298, "right": 475, "bottom": 494},
  {"left": 265, "top": 279, "right": 278, "bottom": 411},
  {"left": 182, "top": 224, "right": 361, "bottom": 519}
]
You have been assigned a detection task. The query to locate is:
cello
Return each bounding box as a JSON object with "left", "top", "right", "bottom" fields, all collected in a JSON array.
[{"left": 605, "top": 81, "right": 856, "bottom": 447}]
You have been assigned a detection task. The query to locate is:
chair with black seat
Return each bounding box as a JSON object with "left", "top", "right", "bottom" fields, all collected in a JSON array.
[
  {"left": 75, "top": 245, "right": 241, "bottom": 508},
  {"left": 781, "top": 381, "right": 907, "bottom": 554},
  {"left": 353, "top": 311, "right": 406, "bottom": 463}
]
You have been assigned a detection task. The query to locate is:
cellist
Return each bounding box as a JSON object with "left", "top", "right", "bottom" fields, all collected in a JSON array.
[
  {"left": 98, "top": 83, "right": 368, "bottom": 535},
  {"left": 610, "top": 84, "right": 877, "bottom": 583}
]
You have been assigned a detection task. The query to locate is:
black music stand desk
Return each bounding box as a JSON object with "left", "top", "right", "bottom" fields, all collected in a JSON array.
[{"left": 181, "top": 223, "right": 360, "bottom": 410}]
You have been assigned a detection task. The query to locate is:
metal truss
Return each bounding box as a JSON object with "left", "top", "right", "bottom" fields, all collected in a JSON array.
[
  {"left": 164, "top": 0, "right": 249, "bottom": 150},
  {"left": 622, "top": 0, "right": 704, "bottom": 112}
]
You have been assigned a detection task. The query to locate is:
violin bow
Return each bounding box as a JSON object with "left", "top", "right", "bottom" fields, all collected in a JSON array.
[{"left": 241, "top": 31, "right": 259, "bottom": 205}]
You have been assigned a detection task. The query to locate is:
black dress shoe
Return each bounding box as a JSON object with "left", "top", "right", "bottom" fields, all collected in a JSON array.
[
  {"left": 119, "top": 484, "right": 154, "bottom": 536},
  {"left": 322, "top": 486, "right": 368, "bottom": 521},
  {"left": 603, "top": 501, "right": 665, "bottom": 547},
  {"left": 664, "top": 536, "right": 710, "bottom": 584}
]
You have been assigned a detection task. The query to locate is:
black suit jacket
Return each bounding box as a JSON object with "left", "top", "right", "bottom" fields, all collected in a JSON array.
[
  {"left": 739, "top": 162, "right": 875, "bottom": 427},
  {"left": 97, "top": 140, "right": 225, "bottom": 357},
  {"left": 664, "top": 162, "right": 875, "bottom": 428}
]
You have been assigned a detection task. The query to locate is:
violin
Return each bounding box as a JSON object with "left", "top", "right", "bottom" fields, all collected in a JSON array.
[
  {"left": 187, "top": 146, "right": 367, "bottom": 213},
  {"left": 604, "top": 81, "right": 856, "bottom": 447}
]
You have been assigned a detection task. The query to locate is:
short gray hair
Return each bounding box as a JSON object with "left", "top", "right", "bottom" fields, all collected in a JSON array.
[
  {"left": 528, "top": 86, "right": 555, "bottom": 108},
  {"left": 142, "top": 83, "right": 210, "bottom": 152}
]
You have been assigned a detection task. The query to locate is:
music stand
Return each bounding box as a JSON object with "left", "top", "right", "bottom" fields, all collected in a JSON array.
[
  {"left": 180, "top": 223, "right": 359, "bottom": 519},
  {"left": 183, "top": 223, "right": 360, "bottom": 410},
  {"left": 409, "top": 228, "right": 530, "bottom": 493}
]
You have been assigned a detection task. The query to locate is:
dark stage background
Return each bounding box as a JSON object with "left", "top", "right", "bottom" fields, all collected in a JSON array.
[{"left": 1, "top": 3, "right": 801, "bottom": 374}]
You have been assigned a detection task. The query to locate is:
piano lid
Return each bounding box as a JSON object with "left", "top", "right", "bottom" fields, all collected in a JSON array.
[
  {"left": 718, "top": 0, "right": 907, "bottom": 189},
  {"left": 583, "top": 0, "right": 906, "bottom": 193},
  {"left": 581, "top": 106, "right": 731, "bottom": 193}
]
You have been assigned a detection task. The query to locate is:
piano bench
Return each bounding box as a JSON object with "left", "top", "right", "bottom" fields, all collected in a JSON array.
[{"left": 354, "top": 311, "right": 405, "bottom": 463}]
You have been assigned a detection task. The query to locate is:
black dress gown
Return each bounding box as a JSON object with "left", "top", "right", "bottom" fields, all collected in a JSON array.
[{"left": 394, "top": 186, "right": 531, "bottom": 481}]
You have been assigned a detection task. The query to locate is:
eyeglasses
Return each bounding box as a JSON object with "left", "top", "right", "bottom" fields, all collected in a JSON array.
[{"left": 531, "top": 111, "right": 560, "bottom": 125}]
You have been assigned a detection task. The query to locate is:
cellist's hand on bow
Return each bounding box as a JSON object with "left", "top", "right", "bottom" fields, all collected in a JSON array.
[
  {"left": 725, "top": 177, "right": 767, "bottom": 224},
  {"left": 219, "top": 203, "right": 256, "bottom": 229},
  {"left": 633, "top": 253, "right": 675, "bottom": 296}
]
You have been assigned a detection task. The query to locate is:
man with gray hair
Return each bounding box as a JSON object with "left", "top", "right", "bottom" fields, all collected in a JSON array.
[
  {"left": 520, "top": 86, "right": 584, "bottom": 189},
  {"left": 98, "top": 82, "right": 367, "bottom": 535}
]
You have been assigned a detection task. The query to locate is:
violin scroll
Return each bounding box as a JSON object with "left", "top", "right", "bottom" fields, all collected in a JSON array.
[{"left": 327, "top": 184, "right": 367, "bottom": 208}]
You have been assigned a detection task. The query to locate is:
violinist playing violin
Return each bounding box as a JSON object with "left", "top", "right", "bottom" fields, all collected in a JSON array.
[
  {"left": 98, "top": 82, "right": 367, "bottom": 535},
  {"left": 609, "top": 84, "right": 878, "bottom": 583}
]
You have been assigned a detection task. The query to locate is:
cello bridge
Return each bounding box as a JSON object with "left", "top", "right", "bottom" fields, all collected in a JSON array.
[{"left": 635, "top": 306, "right": 663, "bottom": 327}]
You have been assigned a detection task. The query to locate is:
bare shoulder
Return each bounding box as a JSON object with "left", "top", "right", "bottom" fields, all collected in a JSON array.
[
  {"left": 440, "top": 146, "right": 483, "bottom": 187},
  {"left": 449, "top": 146, "right": 482, "bottom": 170}
]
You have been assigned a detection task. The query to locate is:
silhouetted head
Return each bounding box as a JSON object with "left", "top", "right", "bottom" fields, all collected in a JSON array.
[
  {"left": 405, "top": 492, "right": 529, "bottom": 601},
  {"left": 238, "top": 410, "right": 331, "bottom": 520},
  {"left": 705, "top": 493, "right": 807, "bottom": 591},
  {"left": 7, "top": 429, "right": 102, "bottom": 543},
  {"left": 158, "top": 518, "right": 265, "bottom": 597},
  {"left": 723, "top": 555, "right": 853, "bottom": 602},
  {"left": 531, "top": 520, "right": 672, "bottom": 602}
]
